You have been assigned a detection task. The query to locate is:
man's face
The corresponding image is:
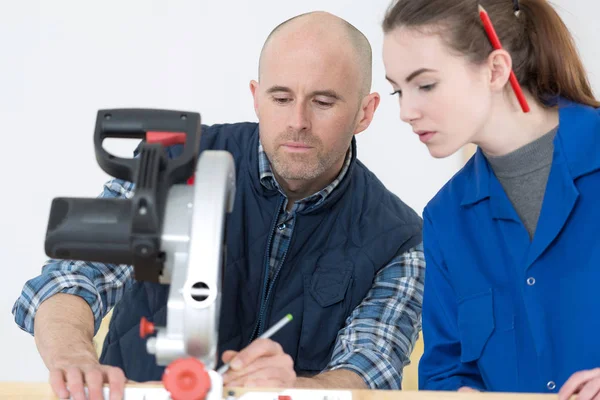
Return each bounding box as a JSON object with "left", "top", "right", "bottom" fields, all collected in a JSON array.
[{"left": 251, "top": 37, "right": 364, "bottom": 182}]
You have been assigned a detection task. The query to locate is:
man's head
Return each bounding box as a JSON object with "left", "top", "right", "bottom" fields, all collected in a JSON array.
[{"left": 250, "top": 11, "right": 380, "bottom": 192}]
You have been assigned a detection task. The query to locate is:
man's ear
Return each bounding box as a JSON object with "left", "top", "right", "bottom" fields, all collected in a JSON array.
[
  {"left": 353, "top": 92, "right": 381, "bottom": 135},
  {"left": 249, "top": 80, "right": 260, "bottom": 117}
]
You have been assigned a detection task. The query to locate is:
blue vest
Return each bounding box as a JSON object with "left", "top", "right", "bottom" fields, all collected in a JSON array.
[{"left": 99, "top": 122, "right": 422, "bottom": 381}]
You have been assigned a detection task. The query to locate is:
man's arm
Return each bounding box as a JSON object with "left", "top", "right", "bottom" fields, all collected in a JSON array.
[
  {"left": 35, "top": 294, "right": 96, "bottom": 369},
  {"left": 13, "top": 178, "right": 135, "bottom": 334},
  {"left": 12, "top": 178, "right": 135, "bottom": 400},
  {"left": 14, "top": 256, "right": 134, "bottom": 400},
  {"left": 295, "top": 370, "right": 367, "bottom": 389},
  {"left": 221, "top": 244, "right": 425, "bottom": 390},
  {"left": 35, "top": 293, "right": 126, "bottom": 400},
  {"left": 320, "top": 244, "right": 426, "bottom": 390}
]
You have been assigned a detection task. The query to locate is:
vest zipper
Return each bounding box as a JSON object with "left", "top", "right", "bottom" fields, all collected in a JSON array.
[
  {"left": 256, "top": 213, "right": 294, "bottom": 336},
  {"left": 248, "top": 196, "right": 284, "bottom": 344}
]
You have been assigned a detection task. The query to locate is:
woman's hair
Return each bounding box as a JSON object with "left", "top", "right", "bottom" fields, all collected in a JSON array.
[{"left": 382, "top": 0, "right": 600, "bottom": 108}]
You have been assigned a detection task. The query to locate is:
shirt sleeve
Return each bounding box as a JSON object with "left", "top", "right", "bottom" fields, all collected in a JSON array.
[
  {"left": 325, "top": 243, "right": 425, "bottom": 389},
  {"left": 12, "top": 178, "right": 136, "bottom": 335},
  {"left": 417, "top": 210, "right": 486, "bottom": 391}
]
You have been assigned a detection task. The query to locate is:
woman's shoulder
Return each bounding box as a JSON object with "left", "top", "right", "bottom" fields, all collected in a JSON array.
[{"left": 424, "top": 152, "right": 479, "bottom": 219}]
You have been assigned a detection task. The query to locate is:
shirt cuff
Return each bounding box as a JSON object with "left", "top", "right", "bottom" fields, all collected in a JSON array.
[
  {"left": 12, "top": 271, "right": 104, "bottom": 335},
  {"left": 326, "top": 348, "right": 404, "bottom": 390}
]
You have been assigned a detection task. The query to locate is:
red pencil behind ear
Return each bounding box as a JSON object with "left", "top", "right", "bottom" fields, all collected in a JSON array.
[{"left": 478, "top": 4, "right": 530, "bottom": 113}]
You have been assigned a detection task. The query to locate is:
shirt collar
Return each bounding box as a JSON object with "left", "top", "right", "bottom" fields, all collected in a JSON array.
[{"left": 461, "top": 98, "right": 600, "bottom": 207}]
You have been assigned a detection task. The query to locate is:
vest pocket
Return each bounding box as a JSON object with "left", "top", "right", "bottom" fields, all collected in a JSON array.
[
  {"left": 296, "top": 263, "right": 353, "bottom": 373},
  {"left": 457, "top": 289, "right": 518, "bottom": 390}
]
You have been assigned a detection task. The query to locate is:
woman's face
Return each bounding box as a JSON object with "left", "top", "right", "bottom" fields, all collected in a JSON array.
[{"left": 382, "top": 26, "right": 493, "bottom": 158}]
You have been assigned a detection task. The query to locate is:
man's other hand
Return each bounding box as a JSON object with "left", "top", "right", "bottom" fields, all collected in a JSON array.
[
  {"left": 221, "top": 338, "right": 296, "bottom": 388},
  {"left": 49, "top": 359, "right": 125, "bottom": 400}
]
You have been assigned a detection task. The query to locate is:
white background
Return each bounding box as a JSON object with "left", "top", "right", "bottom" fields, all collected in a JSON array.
[{"left": 0, "top": 0, "right": 598, "bottom": 382}]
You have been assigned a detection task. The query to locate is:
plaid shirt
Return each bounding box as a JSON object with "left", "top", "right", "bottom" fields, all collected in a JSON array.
[
  {"left": 259, "top": 142, "right": 352, "bottom": 281},
  {"left": 13, "top": 142, "right": 425, "bottom": 390}
]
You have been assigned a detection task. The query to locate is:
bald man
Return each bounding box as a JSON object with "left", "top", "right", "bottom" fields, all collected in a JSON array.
[{"left": 13, "top": 11, "right": 424, "bottom": 399}]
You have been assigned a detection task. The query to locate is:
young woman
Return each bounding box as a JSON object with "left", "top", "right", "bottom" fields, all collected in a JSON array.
[{"left": 381, "top": 0, "right": 600, "bottom": 398}]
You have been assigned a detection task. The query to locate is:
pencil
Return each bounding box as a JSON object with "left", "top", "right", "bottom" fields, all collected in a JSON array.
[{"left": 478, "top": 4, "right": 530, "bottom": 113}]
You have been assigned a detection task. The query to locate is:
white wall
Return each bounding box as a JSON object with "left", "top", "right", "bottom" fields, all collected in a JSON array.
[{"left": 0, "top": 0, "right": 597, "bottom": 382}]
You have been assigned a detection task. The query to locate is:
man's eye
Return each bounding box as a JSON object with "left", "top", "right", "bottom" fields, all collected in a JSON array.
[
  {"left": 314, "top": 100, "right": 333, "bottom": 107},
  {"left": 273, "top": 97, "right": 291, "bottom": 104}
]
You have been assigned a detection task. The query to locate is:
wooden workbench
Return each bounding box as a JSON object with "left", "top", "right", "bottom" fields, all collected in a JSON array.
[{"left": 0, "top": 382, "right": 562, "bottom": 399}]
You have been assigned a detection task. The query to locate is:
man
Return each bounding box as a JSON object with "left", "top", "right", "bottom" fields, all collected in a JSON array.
[{"left": 13, "top": 11, "right": 424, "bottom": 400}]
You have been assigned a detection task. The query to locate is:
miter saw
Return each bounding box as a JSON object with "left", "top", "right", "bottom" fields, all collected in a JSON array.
[{"left": 44, "top": 108, "right": 236, "bottom": 400}]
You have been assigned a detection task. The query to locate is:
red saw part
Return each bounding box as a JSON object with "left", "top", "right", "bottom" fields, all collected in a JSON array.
[{"left": 162, "top": 358, "right": 211, "bottom": 400}]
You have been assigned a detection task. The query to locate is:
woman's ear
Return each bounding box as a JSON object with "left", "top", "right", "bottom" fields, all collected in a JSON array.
[{"left": 487, "top": 49, "right": 513, "bottom": 92}]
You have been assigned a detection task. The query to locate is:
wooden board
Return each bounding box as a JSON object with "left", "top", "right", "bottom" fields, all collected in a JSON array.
[{"left": 0, "top": 382, "right": 562, "bottom": 400}]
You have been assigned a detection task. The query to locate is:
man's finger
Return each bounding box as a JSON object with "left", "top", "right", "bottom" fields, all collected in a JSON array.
[
  {"left": 64, "top": 367, "right": 86, "bottom": 400},
  {"left": 106, "top": 367, "right": 126, "bottom": 400},
  {"left": 222, "top": 350, "right": 238, "bottom": 365},
  {"left": 229, "top": 339, "right": 282, "bottom": 371},
  {"left": 223, "top": 354, "right": 293, "bottom": 385},
  {"left": 49, "top": 369, "right": 70, "bottom": 399},
  {"left": 84, "top": 368, "right": 104, "bottom": 400},
  {"left": 229, "top": 366, "right": 293, "bottom": 388},
  {"left": 245, "top": 365, "right": 295, "bottom": 388},
  {"left": 224, "top": 376, "right": 249, "bottom": 388},
  {"left": 559, "top": 369, "right": 600, "bottom": 400},
  {"left": 223, "top": 356, "right": 273, "bottom": 384}
]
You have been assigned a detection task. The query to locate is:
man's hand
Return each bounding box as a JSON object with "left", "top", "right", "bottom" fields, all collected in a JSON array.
[
  {"left": 559, "top": 368, "right": 600, "bottom": 400},
  {"left": 49, "top": 359, "right": 126, "bottom": 400},
  {"left": 221, "top": 338, "right": 296, "bottom": 388},
  {"left": 33, "top": 294, "right": 127, "bottom": 400}
]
